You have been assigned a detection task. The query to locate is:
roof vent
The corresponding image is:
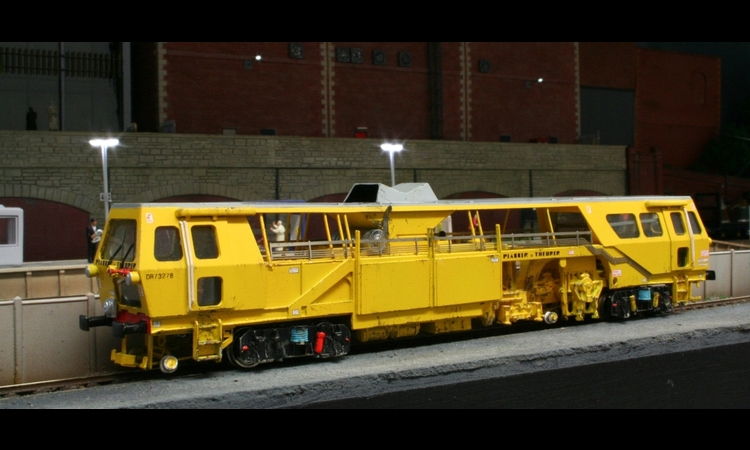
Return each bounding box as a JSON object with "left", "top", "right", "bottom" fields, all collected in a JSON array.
[{"left": 344, "top": 183, "right": 438, "bottom": 204}]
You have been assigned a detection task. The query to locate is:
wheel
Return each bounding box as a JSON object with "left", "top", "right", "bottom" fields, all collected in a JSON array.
[
  {"left": 543, "top": 311, "right": 559, "bottom": 325},
  {"left": 225, "top": 339, "right": 259, "bottom": 369}
]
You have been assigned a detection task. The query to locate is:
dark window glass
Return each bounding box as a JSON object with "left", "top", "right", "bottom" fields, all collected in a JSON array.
[
  {"left": 155, "top": 226, "right": 183, "bottom": 261},
  {"left": 117, "top": 279, "right": 141, "bottom": 307},
  {"left": 606, "top": 214, "right": 640, "bottom": 238},
  {"left": 552, "top": 212, "right": 589, "bottom": 233},
  {"left": 671, "top": 212, "right": 686, "bottom": 235},
  {"left": 640, "top": 213, "right": 663, "bottom": 237},
  {"left": 0, "top": 217, "right": 16, "bottom": 245},
  {"left": 192, "top": 225, "right": 218, "bottom": 259},
  {"left": 688, "top": 212, "right": 703, "bottom": 234},
  {"left": 198, "top": 277, "right": 222, "bottom": 306},
  {"left": 101, "top": 219, "right": 137, "bottom": 262},
  {"left": 677, "top": 247, "right": 689, "bottom": 267}
]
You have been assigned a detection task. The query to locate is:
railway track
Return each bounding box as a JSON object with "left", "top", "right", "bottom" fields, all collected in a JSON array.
[
  {"left": 676, "top": 295, "right": 750, "bottom": 311},
  {"left": 2, "top": 295, "right": 747, "bottom": 400}
]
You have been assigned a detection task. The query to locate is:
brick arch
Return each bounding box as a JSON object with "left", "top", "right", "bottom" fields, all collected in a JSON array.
[
  {"left": 0, "top": 197, "right": 91, "bottom": 262},
  {"left": 441, "top": 190, "right": 522, "bottom": 234},
  {"left": 301, "top": 192, "right": 349, "bottom": 241},
  {"left": 130, "top": 183, "right": 248, "bottom": 202},
  {"left": 432, "top": 180, "right": 511, "bottom": 199},
  {"left": 297, "top": 181, "right": 358, "bottom": 202},
  {"left": 308, "top": 192, "right": 348, "bottom": 203},
  {"left": 0, "top": 186, "right": 98, "bottom": 215}
]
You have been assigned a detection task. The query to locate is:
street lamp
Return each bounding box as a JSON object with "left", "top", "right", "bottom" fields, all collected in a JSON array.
[
  {"left": 89, "top": 138, "right": 119, "bottom": 223},
  {"left": 380, "top": 143, "right": 403, "bottom": 187}
]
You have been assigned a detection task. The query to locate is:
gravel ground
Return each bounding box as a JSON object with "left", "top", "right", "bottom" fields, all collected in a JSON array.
[{"left": 2, "top": 303, "right": 750, "bottom": 409}]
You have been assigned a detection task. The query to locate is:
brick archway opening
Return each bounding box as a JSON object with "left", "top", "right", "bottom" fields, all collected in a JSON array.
[{"left": 0, "top": 197, "right": 90, "bottom": 262}]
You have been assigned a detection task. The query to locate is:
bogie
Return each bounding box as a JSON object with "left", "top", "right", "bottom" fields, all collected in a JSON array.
[
  {"left": 226, "top": 322, "right": 352, "bottom": 369},
  {"left": 599, "top": 285, "right": 673, "bottom": 320}
]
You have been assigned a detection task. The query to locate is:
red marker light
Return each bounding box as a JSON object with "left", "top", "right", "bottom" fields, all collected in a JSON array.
[{"left": 315, "top": 332, "right": 326, "bottom": 354}]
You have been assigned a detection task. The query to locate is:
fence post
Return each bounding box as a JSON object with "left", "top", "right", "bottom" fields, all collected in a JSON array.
[
  {"left": 13, "top": 296, "right": 23, "bottom": 385},
  {"left": 731, "top": 249, "right": 735, "bottom": 297}
]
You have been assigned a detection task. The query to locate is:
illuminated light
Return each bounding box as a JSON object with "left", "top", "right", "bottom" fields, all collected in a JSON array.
[
  {"left": 380, "top": 143, "right": 404, "bottom": 186},
  {"left": 255, "top": 55, "right": 262, "bottom": 61},
  {"left": 160, "top": 355, "right": 179, "bottom": 374},
  {"left": 88, "top": 138, "right": 119, "bottom": 147},
  {"left": 89, "top": 138, "right": 120, "bottom": 223},
  {"left": 242, "top": 345, "right": 249, "bottom": 351},
  {"left": 380, "top": 143, "right": 403, "bottom": 153}
]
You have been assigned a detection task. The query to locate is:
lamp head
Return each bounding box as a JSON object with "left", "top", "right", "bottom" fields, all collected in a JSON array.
[
  {"left": 89, "top": 138, "right": 119, "bottom": 147},
  {"left": 380, "top": 143, "right": 404, "bottom": 153}
]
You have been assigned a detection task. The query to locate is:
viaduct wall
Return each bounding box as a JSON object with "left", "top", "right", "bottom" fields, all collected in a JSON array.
[{"left": 0, "top": 131, "right": 627, "bottom": 261}]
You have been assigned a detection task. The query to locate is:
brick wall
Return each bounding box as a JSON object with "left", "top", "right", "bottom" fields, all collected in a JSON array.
[
  {"left": 0, "top": 130, "right": 627, "bottom": 261},
  {"left": 636, "top": 49, "right": 721, "bottom": 168},
  {"left": 156, "top": 43, "right": 582, "bottom": 144}
]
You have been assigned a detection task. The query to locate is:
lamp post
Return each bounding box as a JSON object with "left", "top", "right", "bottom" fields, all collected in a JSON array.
[
  {"left": 380, "top": 143, "right": 403, "bottom": 187},
  {"left": 89, "top": 138, "right": 119, "bottom": 223}
]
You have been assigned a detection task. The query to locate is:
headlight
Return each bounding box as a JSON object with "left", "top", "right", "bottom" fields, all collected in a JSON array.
[
  {"left": 85, "top": 264, "right": 99, "bottom": 278},
  {"left": 126, "top": 271, "right": 141, "bottom": 285},
  {"left": 103, "top": 297, "right": 117, "bottom": 318}
]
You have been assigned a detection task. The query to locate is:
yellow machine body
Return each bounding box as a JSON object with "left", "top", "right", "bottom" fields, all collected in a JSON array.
[{"left": 83, "top": 183, "right": 713, "bottom": 371}]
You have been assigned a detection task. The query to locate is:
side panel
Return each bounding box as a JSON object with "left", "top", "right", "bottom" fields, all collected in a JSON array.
[
  {"left": 359, "top": 258, "right": 431, "bottom": 314},
  {"left": 263, "top": 263, "right": 302, "bottom": 310},
  {"left": 435, "top": 253, "right": 502, "bottom": 306}
]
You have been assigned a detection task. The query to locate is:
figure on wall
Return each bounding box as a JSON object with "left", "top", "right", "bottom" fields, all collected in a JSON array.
[
  {"left": 26, "top": 107, "right": 37, "bottom": 130},
  {"left": 48, "top": 101, "right": 59, "bottom": 131}
]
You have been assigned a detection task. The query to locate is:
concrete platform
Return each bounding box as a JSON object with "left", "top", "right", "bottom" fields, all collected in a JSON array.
[{"left": 2, "top": 302, "right": 750, "bottom": 409}]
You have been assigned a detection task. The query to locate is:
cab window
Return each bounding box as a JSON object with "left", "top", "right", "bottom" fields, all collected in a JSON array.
[
  {"left": 688, "top": 212, "right": 703, "bottom": 234},
  {"left": 606, "top": 214, "right": 640, "bottom": 238},
  {"left": 155, "top": 226, "right": 183, "bottom": 261},
  {"left": 0, "top": 217, "right": 17, "bottom": 245},
  {"left": 192, "top": 225, "right": 219, "bottom": 259},
  {"left": 101, "top": 219, "right": 137, "bottom": 262},
  {"left": 640, "top": 213, "right": 663, "bottom": 237},
  {"left": 198, "top": 277, "right": 222, "bottom": 306},
  {"left": 671, "top": 212, "right": 686, "bottom": 235}
]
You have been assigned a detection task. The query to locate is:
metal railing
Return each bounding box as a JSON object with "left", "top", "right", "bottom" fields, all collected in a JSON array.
[
  {"left": 261, "top": 230, "right": 593, "bottom": 261},
  {"left": 0, "top": 47, "right": 120, "bottom": 78}
]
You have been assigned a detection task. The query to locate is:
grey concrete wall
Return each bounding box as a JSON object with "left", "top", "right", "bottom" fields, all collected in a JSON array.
[{"left": 0, "top": 131, "right": 627, "bottom": 221}]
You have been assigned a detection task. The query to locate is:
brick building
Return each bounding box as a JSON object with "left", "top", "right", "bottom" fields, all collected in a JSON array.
[{"left": 2, "top": 42, "right": 749, "bottom": 262}]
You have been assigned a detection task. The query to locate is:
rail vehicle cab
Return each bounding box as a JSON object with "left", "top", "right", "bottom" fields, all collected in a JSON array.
[
  {"left": 79, "top": 203, "right": 265, "bottom": 371},
  {"left": 576, "top": 197, "right": 715, "bottom": 318},
  {"left": 79, "top": 202, "right": 354, "bottom": 373}
]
